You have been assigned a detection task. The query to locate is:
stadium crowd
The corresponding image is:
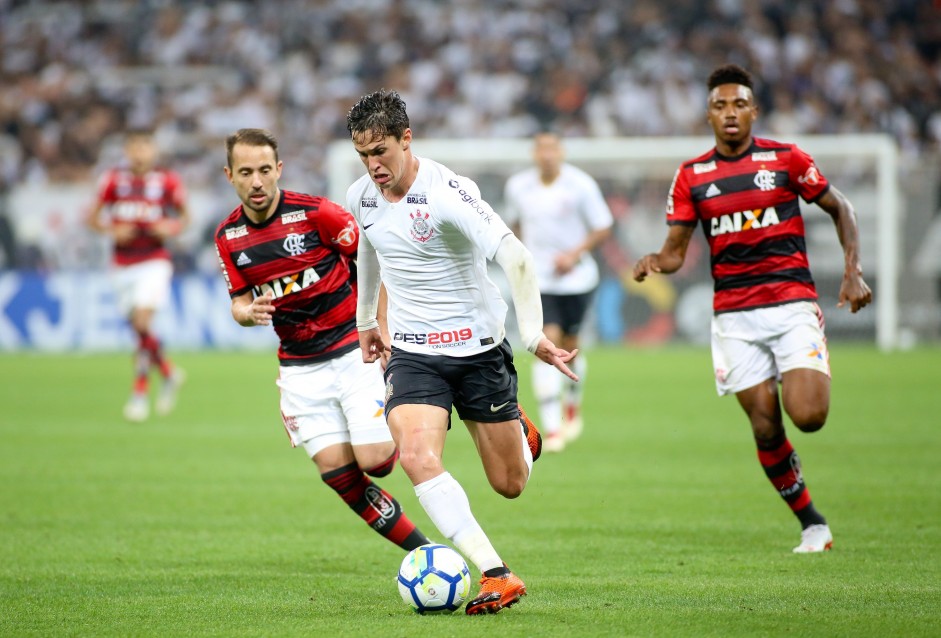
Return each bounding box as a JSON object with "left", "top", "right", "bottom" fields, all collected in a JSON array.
[{"left": 0, "top": 0, "right": 938, "bottom": 269}]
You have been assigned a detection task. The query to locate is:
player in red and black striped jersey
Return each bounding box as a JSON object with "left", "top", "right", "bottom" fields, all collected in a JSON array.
[
  {"left": 88, "top": 129, "right": 189, "bottom": 423},
  {"left": 215, "top": 128, "right": 428, "bottom": 554},
  {"left": 634, "top": 65, "right": 872, "bottom": 553}
]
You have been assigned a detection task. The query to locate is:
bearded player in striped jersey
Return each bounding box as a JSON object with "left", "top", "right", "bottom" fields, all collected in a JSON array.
[
  {"left": 215, "top": 128, "right": 429, "bottom": 555},
  {"left": 634, "top": 65, "right": 872, "bottom": 553},
  {"left": 347, "top": 90, "right": 577, "bottom": 614},
  {"left": 88, "top": 129, "right": 189, "bottom": 422}
]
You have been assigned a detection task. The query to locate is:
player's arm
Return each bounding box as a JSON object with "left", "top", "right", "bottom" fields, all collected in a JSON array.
[
  {"left": 555, "top": 225, "right": 613, "bottom": 275},
  {"left": 87, "top": 199, "right": 137, "bottom": 244},
  {"left": 230, "top": 290, "right": 275, "bottom": 327},
  {"left": 355, "top": 232, "right": 386, "bottom": 363},
  {"left": 814, "top": 186, "right": 872, "bottom": 313},
  {"left": 494, "top": 234, "right": 579, "bottom": 381},
  {"left": 632, "top": 224, "right": 695, "bottom": 282}
]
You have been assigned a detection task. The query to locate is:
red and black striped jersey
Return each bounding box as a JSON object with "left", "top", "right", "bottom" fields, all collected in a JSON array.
[
  {"left": 214, "top": 190, "right": 360, "bottom": 365},
  {"left": 666, "top": 137, "right": 830, "bottom": 313},
  {"left": 95, "top": 167, "right": 187, "bottom": 266}
]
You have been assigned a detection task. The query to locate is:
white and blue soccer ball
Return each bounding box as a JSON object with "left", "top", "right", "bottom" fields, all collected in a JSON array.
[{"left": 397, "top": 543, "right": 471, "bottom": 614}]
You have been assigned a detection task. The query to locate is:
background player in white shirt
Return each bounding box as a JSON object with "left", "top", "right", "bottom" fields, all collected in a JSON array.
[
  {"left": 504, "top": 132, "right": 613, "bottom": 451},
  {"left": 346, "top": 89, "right": 577, "bottom": 615}
]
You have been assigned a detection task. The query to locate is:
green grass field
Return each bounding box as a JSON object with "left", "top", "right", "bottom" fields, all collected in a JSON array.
[{"left": 1, "top": 345, "right": 939, "bottom": 637}]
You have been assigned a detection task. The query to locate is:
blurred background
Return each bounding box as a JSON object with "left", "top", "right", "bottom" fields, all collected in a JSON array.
[{"left": 1, "top": 0, "right": 939, "bottom": 352}]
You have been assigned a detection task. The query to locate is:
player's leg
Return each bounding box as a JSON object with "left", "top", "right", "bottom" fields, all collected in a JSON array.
[
  {"left": 281, "top": 356, "right": 428, "bottom": 552},
  {"left": 315, "top": 442, "right": 429, "bottom": 552},
  {"left": 773, "top": 303, "right": 834, "bottom": 552},
  {"left": 132, "top": 259, "right": 183, "bottom": 416},
  {"left": 777, "top": 303, "right": 833, "bottom": 433},
  {"left": 559, "top": 291, "right": 594, "bottom": 443},
  {"left": 386, "top": 349, "right": 524, "bottom": 614},
  {"left": 714, "top": 309, "right": 829, "bottom": 552},
  {"left": 113, "top": 265, "right": 150, "bottom": 421},
  {"left": 532, "top": 318, "right": 565, "bottom": 452}
]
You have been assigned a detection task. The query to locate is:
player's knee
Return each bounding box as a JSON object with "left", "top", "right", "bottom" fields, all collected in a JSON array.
[
  {"left": 490, "top": 472, "right": 526, "bottom": 499},
  {"left": 788, "top": 403, "right": 829, "bottom": 433}
]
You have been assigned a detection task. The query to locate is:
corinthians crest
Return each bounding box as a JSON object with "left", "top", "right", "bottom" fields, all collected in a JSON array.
[{"left": 409, "top": 210, "right": 434, "bottom": 242}]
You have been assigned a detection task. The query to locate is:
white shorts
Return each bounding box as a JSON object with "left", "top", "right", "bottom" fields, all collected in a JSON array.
[
  {"left": 710, "top": 301, "right": 830, "bottom": 396},
  {"left": 112, "top": 259, "right": 173, "bottom": 316},
  {"left": 277, "top": 348, "right": 393, "bottom": 458}
]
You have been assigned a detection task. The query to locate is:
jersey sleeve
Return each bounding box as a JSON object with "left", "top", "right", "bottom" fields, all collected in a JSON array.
[
  {"left": 788, "top": 145, "right": 830, "bottom": 203},
  {"left": 501, "top": 175, "right": 522, "bottom": 227},
  {"left": 164, "top": 171, "right": 188, "bottom": 209},
  {"left": 665, "top": 167, "right": 697, "bottom": 226},
  {"left": 315, "top": 199, "right": 359, "bottom": 257},
  {"left": 578, "top": 174, "right": 614, "bottom": 231},
  {"left": 214, "top": 232, "right": 251, "bottom": 297},
  {"left": 436, "top": 175, "right": 512, "bottom": 259},
  {"left": 95, "top": 170, "right": 117, "bottom": 205}
]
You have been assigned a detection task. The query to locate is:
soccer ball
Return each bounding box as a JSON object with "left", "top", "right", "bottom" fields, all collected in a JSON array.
[{"left": 397, "top": 543, "right": 471, "bottom": 614}]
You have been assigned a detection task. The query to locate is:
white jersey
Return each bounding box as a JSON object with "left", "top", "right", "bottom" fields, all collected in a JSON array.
[
  {"left": 347, "top": 157, "right": 512, "bottom": 357},
  {"left": 503, "top": 163, "right": 613, "bottom": 294}
]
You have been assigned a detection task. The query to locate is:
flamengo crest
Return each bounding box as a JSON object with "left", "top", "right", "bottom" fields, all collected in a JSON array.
[{"left": 409, "top": 210, "right": 434, "bottom": 242}]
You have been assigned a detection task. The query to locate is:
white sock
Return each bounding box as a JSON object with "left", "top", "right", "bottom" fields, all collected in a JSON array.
[
  {"left": 532, "top": 360, "right": 563, "bottom": 436},
  {"left": 565, "top": 355, "right": 587, "bottom": 416},
  {"left": 414, "top": 472, "right": 502, "bottom": 573}
]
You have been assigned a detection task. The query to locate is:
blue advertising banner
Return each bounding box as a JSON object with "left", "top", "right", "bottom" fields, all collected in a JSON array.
[{"left": 0, "top": 272, "right": 278, "bottom": 352}]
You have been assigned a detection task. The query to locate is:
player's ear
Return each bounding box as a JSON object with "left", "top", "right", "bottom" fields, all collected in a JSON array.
[
  {"left": 223, "top": 166, "right": 233, "bottom": 182},
  {"left": 402, "top": 128, "right": 412, "bottom": 150}
]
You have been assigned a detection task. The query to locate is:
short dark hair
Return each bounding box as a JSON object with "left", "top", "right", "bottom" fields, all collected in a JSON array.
[
  {"left": 225, "top": 128, "right": 279, "bottom": 168},
  {"left": 707, "top": 64, "right": 754, "bottom": 92},
  {"left": 346, "top": 89, "right": 410, "bottom": 141}
]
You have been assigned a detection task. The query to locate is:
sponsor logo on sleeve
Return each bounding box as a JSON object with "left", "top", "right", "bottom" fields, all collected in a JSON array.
[
  {"left": 797, "top": 165, "right": 820, "bottom": 186},
  {"left": 332, "top": 220, "right": 356, "bottom": 247}
]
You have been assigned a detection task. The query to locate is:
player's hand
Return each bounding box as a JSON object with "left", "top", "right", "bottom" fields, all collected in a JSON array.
[
  {"left": 533, "top": 337, "right": 580, "bottom": 382},
  {"left": 111, "top": 224, "right": 137, "bottom": 244},
  {"left": 837, "top": 266, "right": 872, "bottom": 313},
  {"left": 359, "top": 328, "right": 389, "bottom": 364},
  {"left": 632, "top": 254, "right": 661, "bottom": 282},
  {"left": 150, "top": 219, "right": 183, "bottom": 240},
  {"left": 554, "top": 251, "right": 580, "bottom": 275},
  {"left": 248, "top": 292, "right": 276, "bottom": 326}
]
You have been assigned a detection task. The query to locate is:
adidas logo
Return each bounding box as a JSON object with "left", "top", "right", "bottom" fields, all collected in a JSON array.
[
  {"left": 236, "top": 252, "right": 252, "bottom": 266},
  {"left": 705, "top": 183, "right": 721, "bottom": 198}
]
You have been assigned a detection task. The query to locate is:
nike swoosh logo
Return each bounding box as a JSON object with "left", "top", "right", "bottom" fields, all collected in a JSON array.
[
  {"left": 363, "top": 223, "right": 374, "bottom": 230},
  {"left": 490, "top": 401, "right": 510, "bottom": 413}
]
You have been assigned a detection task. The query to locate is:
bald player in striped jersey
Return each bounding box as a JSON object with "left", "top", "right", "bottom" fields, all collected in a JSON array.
[
  {"left": 215, "top": 128, "right": 429, "bottom": 555},
  {"left": 633, "top": 64, "right": 871, "bottom": 554}
]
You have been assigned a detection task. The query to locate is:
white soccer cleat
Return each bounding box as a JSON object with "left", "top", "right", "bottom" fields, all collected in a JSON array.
[
  {"left": 123, "top": 394, "right": 150, "bottom": 422},
  {"left": 793, "top": 524, "right": 833, "bottom": 553},
  {"left": 542, "top": 432, "right": 566, "bottom": 453},
  {"left": 562, "top": 415, "right": 583, "bottom": 442},
  {"left": 155, "top": 368, "right": 186, "bottom": 416}
]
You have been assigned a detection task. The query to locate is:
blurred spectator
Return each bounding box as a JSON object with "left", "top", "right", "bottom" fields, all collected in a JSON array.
[{"left": 1, "top": 0, "right": 939, "bottom": 271}]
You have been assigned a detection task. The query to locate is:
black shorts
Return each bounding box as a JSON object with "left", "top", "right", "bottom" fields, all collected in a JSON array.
[
  {"left": 383, "top": 339, "right": 519, "bottom": 424},
  {"left": 542, "top": 291, "right": 595, "bottom": 336}
]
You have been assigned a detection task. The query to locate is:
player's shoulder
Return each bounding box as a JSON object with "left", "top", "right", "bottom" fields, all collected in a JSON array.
[
  {"left": 560, "top": 163, "right": 600, "bottom": 187},
  {"left": 346, "top": 173, "right": 374, "bottom": 203},
  {"left": 679, "top": 147, "right": 720, "bottom": 172},
  {"left": 752, "top": 136, "right": 797, "bottom": 153},
  {"left": 282, "top": 189, "right": 324, "bottom": 210},
  {"left": 214, "top": 205, "right": 247, "bottom": 242}
]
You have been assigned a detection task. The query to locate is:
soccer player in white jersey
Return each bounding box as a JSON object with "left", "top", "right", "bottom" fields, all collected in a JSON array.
[
  {"left": 504, "top": 132, "right": 613, "bottom": 452},
  {"left": 346, "top": 89, "right": 578, "bottom": 615}
]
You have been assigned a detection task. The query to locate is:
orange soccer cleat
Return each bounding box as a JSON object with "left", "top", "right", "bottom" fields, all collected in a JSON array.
[
  {"left": 464, "top": 568, "right": 527, "bottom": 615},
  {"left": 518, "top": 406, "right": 542, "bottom": 462}
]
